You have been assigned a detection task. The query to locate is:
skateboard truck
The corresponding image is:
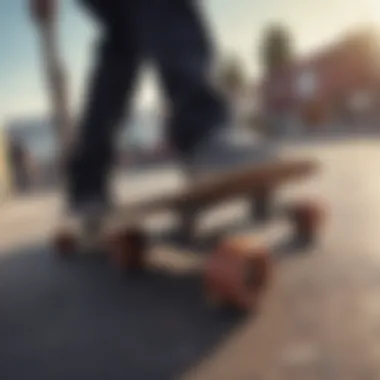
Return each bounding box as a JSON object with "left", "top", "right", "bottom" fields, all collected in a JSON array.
[
  {"left": 176, "top": 203, "right": 201, "bottom": 244},
  {"left": 251, "top": 186, "right": 273, "bottom": 223}
]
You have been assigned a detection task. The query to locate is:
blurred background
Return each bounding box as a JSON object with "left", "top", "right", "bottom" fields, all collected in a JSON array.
[{"left": 2, "top": 0, "right": 380, "bottom": 196}]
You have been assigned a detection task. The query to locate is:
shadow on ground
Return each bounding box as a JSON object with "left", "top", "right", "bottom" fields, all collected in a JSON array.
[
  {"left": 0, "top": 243, "right": 247, "bottom": 380},
  {"left": 0, "top": 194, "right": 315, "bottom": 380}
]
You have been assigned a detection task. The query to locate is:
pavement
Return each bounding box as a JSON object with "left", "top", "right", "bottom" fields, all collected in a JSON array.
[{"left": 1, "top": 137, "right": 380, "bottom": 379}]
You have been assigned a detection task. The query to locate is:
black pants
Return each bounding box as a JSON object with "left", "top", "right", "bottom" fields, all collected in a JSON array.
[{"left": 67, "top": 0, "right": 226, "bottom": 202}]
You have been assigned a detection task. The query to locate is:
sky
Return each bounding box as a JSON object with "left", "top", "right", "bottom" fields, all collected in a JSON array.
[{"left": 1, "top": 0, "right": 380, "bottom": 124}]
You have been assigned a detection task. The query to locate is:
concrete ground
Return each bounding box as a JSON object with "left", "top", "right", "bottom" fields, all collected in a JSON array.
[{"left": 1, "top": 138, "right": 380, "bottom": 379}]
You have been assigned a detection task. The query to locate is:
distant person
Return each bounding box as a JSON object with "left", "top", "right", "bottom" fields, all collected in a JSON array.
[{"left": 31, "top": 0, "right": 272, "bottom": 220}]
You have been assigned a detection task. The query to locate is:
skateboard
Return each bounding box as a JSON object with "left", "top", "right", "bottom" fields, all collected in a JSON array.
[
  {"left": 33, "top": 11, "right": 324, "bottom": 312},
  {"left": 53, "top": 158, "right": 324, "bottom": 311}
]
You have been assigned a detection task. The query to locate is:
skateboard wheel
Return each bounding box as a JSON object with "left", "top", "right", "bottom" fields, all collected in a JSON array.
[
  {"left": 53, "top": 230, "right": 77, "bottom": 258},
  {"left": 287, "top": 200, "right": 324, "bottom": 246},
  {"left": 177, "top": 207, "right": 198, "bottom": 243},
  {"left": 204, "top": 238, "right": 272, "bottom": 311},
  {"left": 106, "top": 228, "right": 147, "bottom": 271}
]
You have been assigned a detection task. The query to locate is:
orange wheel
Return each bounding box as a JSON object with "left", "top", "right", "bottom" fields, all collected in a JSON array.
[
  {"left": 204, "top": 237, "right": 272, "bottom": 311},
  {"left": 106, "top": 227, "right": 147, "bottom": 271},
  {"left": 288, "top": 200, "right": 324, "bottom": 245},
  {"left": 52, "top": 229, "right": 77, "bottom": 258}
]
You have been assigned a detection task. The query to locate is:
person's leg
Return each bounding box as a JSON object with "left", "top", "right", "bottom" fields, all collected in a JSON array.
[
  {"left": 133, "top": 0, "right": 227, "bottom": 158},
  {"left": 132, "top": 0, "right": 277, "bottom": 179},
  {"left": 67, "top": 0, "right": 141, "bottom": 213}
]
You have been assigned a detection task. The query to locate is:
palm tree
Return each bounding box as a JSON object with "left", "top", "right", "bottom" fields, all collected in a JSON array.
[
  {"left": 217, "top": 55, "right": 246, "bottom": 98},
  {"left": 260, "top": 23, "right": 294, "bottom": 76}
]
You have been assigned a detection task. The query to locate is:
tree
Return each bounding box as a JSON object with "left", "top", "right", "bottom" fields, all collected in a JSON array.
[
  {"left": 260, "top": 23, "right": 294, "bottom": 76},
  {"left": 217, "top": 55, "right": 246, "bottom": 98}
]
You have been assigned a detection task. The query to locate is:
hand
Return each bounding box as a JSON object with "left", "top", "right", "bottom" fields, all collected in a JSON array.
[{"left": 30, "top": 0, "right": 58, "bottom": 24}]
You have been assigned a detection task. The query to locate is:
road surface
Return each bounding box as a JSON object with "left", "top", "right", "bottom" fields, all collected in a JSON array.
[{"left": 1, "top": 138, "right": 380, "bottom": 379}]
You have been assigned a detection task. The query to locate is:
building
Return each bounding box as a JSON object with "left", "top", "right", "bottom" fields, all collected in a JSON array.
[{"left": 261, "top": 29, "right": 380, "bottom": 132}]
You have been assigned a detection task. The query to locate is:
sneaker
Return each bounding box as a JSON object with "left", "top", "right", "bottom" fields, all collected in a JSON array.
[
  {"left": 64, "top": 190, "right": 112, "bottom": 228},
  {"left": 60, "top": 194, "right": 112, "bottom": 246},
  {"left": 182, "top": 125, "right": 279, "bottom": 180}
]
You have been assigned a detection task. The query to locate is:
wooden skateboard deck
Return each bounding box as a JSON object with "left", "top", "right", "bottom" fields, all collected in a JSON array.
[
  {"left": 55, "top": 157, "right": 317, "bottom": 239},
  {"left": 112, "top": 158, "right": 317, "bottom": 222}
]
